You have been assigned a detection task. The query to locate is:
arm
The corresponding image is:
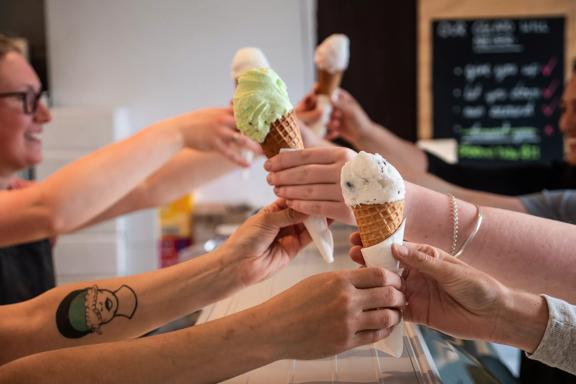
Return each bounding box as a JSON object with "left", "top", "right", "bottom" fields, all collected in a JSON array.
[
  {"left": 327, "top": 89, "right": 428, "bottom": 173},
  {"left": 265, "top": 147, "right": 576, "bottom": 302},
  {"left": 402, "top": 166, "right": 527, "bottom": 213},
  {"left": 81, "top": 150, "right": 239, "bottom": 227},
  {"left": 350, "top": 242, "right": 575, "bottom": 375},
  {"left": 404, "top": 183, "right": 576, "bottom": 302},
  {"left": 0, "top": 267, "right": 405, "bottom": 383},
  {"left": 0, "top": 245, "right": 239, "bottom": 365},
  {"left": 0, "top": 108, "right": 260, "bottom": 246},
  {"left": 0, "top": 200, "right": 307, "bottom": 365},
  {"left": 519, "top": 190, "right": 576, "bottom": 224}
]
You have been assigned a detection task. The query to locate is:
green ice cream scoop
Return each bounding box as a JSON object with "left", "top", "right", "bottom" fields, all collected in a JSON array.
[{"left": 233, "top": 67, "right": 293, "bottom": 143}]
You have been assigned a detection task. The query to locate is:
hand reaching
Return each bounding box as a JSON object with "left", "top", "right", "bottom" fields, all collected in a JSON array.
[
  {"left": 217, "top": 200, "right": 311, "bottom": 287},
  {"left": 171, "top": 107, "right": 261, "bottom": 167},
  {"left": 349, "top": 234, "right": 512, "bottom": 342},
  {"left": 264, "top": 147, "right": 357, "bottom": 225},
  {"left": 257, "top": 267, "right": 405, "bottom": 360}
]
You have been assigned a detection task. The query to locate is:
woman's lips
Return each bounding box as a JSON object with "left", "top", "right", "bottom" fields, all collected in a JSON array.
[{"left": 24, "top": 131, "right": 42, "bottom": 142}]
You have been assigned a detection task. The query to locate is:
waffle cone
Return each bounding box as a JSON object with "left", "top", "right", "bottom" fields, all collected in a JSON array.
[
  {"left": 261, "top": 110, "right": 304, "bottom": 158},
  {"left": 317, "top": 69, "right": 343, "bottom": 95},
  {"left": 353, "top": 201, "right": 404, "bottom": 247}
]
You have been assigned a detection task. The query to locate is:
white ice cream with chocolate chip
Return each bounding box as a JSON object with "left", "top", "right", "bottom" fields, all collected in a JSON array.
[{"left": 340, "top": 151, "right": 405, "bottom": 206}]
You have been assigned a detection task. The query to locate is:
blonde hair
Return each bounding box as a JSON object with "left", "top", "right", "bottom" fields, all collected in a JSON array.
[{"left": 0, "top": 34, "right": 22, "bottom": 59}]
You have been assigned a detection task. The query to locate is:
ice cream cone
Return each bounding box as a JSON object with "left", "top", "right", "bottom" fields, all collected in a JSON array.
[
  {"left": 260, "top": 110, "right": 304, "bottom": 158},
  {"left": 352, "top": 201, "right": 404, "bottom": 248},
  {"left": 234, "top": 68, "right": 334, "bottom": 264},
  {"left": 317, "top": 69, "right": 343, "bottom": 95}
]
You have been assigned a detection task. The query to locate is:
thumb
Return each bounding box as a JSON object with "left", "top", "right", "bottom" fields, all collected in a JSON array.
[
  {"left": 392, "top": 243, "right": 461, "bottom": 282},
  {"left": 259, "top": 207, "right": 308, "bottom": 229}
]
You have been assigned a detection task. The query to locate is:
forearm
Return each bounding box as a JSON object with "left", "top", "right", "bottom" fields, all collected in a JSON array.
[
  {"left": 82, "top": 150, "right": 238, "bottom": 227},
  {"left": 405, "top": 183, "right": 576, "bottom": 302},
  {"left": 405, "top": 171, "right": 526, "bottom": 213},
  {"left": 0, "top": 120, "right": 183, "bottom": 246},
  {"left": 0, "top": 306, "right": 278, "bottom": 384},
  {"left": 0, "top": 249, "right": 241, "bottom": 365},
  {"left": 354, "top": 124, "right": 427, "bottom": 173}
]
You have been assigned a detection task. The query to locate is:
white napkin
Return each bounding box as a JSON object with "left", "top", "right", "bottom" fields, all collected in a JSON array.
[
  {"left": 239, "top": 149, "right": 254, "bottom": 180},
  {"left": 360, "top": 219, "right": 406, "bottom": 357},
  {"left": 308, "top": 94, "right": 332, "bottom": 138},
  {"left": 279, "top": 148, "right": 334, "bottom": 263}
]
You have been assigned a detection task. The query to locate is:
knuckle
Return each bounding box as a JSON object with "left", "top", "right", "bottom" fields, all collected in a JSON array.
[
  {"left": 417, "top": 243, "right": 439, "bottom": 258},
  {"left": 286, "top": 208, "right": 297, "bottom": 221},
  {"left": 375, "top": 328, "right": 391, "bottom": 341},
  {"left": 381, "top": 286, "right": 393, "bottom": 302},
  {"left": 380, "top": 310, "right": 393, "bottom": 328},
  {"left": 296, "top": 168, "right": 309, "bottom": 182},
  {"left": 371, "top": 268, "right": 388, "bottom": 286}
]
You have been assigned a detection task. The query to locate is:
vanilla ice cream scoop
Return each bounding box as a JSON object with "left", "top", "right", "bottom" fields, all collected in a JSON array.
[
  {"left": 231, "top": 47, "right": 270, "bottom": 81},
  {"left": 341, "top": 151, "right": 405, "bottom": 206},
  {"left": 314, "top": 34, "right": 350, "bottom": 74}
]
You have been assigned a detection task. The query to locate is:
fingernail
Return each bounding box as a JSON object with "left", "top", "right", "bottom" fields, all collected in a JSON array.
[
  {"left": 393, "top": 244, "right": 409, "bottom": 257},
  {"left": 266, "top": 174, "right": 273, "bottom": 185},
  {"left": 263, "top": 160, "right": 271, "bottom": 170}
]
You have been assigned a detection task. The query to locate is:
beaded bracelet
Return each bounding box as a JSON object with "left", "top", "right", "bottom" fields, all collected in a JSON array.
[
  {"left": 447, "top": 194, "right": 483, "bottom": 257},
  {"left": 447, "top": 194, "right": 459, "bottom": 255}
]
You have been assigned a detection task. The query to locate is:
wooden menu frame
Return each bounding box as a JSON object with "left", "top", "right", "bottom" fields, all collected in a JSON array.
[{"left": 418, "top": 0, "right": 576, "bottom": 139}]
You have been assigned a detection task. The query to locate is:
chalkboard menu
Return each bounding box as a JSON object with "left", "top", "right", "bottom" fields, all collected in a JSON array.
[{"left": 433, "top": 17, "right": 565, "bottom": 165}]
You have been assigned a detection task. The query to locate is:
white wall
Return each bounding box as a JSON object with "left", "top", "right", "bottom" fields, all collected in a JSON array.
[{"left": 45, "top": 0, "right": 316, "bottom": 274}]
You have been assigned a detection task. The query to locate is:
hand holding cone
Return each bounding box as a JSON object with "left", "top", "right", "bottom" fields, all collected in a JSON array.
[
  {"left": 341, "top": 151, "right": 406, "bottom": 357},
  {"left": 233, "top": 68, "right": 334, "bottom": 263}
]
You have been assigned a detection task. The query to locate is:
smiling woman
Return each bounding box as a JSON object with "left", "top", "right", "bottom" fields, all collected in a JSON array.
[
  {"left": 0, "top": 32, "right": 264, "bottom": 306},
  {"left": 0, "top": 35, "right": 55, "bottom": 305},
  {"left": 0, "top": 37, "right": 50, "bottom": 183}
]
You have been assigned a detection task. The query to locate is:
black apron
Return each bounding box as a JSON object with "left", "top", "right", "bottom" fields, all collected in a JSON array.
[{"left": 0, "top": 238, "right": 55, "bottom": 304}]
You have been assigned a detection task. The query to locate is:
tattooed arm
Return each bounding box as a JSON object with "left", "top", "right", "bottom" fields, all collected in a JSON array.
[
  {"left": 0, "top": 267, "right": 404, "bottom": 384},
  {"left": 0, "top": 201, "right": 309, "bottom": 365}
]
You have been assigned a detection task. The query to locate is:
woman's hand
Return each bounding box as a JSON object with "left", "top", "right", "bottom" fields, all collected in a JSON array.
[
  {"left": 216, "top": 200, "right": 311, "bottom": 287},
  {"left": 264, "top": 146, "right": 357, "bottom": 225},
  {"left": 294, "top": 89, "right": 323, "bottom": 127},
  {"left": 326, "top": 89, "right": 377, "bottom": 145},
  {"left": 255, "top": 267, "right": 405, "bottom": 360},
  {"left": 170, "top": 107, "right": 261, "bottom": 167},
  {"left": 349, "top": 236, "right": 548, "bottom": 351}
]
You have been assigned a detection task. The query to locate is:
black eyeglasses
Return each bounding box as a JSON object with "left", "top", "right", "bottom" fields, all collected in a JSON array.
[{"left": 0, "top": 89, "right": 45, "bottom": 115}]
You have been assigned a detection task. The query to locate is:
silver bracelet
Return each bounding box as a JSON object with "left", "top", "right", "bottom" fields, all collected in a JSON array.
[
  {"left": 454, "top": 205, "right": 483, "bottom": 258},
  {"left": 447, "top": 194, "right": 459, "bottom": 256}
]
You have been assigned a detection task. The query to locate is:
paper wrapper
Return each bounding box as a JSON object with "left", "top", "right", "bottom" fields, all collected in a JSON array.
[
  {"left": 239, "top": 149, "right": 254, "bottom": 180},
  {"left": 308, "top": 94, "right": 332, "bottom": 138},
  {"left": 279, "top": 148, "right": 334, "bottom": 263},
  {"left": 361, "top": 219, "right": 406, "bottom": 357}
]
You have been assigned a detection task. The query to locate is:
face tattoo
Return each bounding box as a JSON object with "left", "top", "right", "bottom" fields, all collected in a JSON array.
[{"left": 56, "top": 285, "right": 138, "bottom": 338}]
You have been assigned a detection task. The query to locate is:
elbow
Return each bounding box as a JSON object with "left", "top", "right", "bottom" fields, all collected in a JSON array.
[{"left": 42, "top": 208, "right": 70, "bottom": 235}]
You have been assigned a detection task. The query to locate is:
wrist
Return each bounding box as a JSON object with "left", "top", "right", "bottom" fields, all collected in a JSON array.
[
  {"left": 495, "top": 289, "right": 548, "bottom": 353},
  {"left": 239, "top": 303, "right": 287, "bottom": 361},
  {"left": 186, "top": 249, "right": 244, "bottom": 304},
  {"left": 148, "top": 116, "right": 186, "bottom": 151},
  {"left": 210, "top": 247, "right": 246, "bottom": 291}
]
